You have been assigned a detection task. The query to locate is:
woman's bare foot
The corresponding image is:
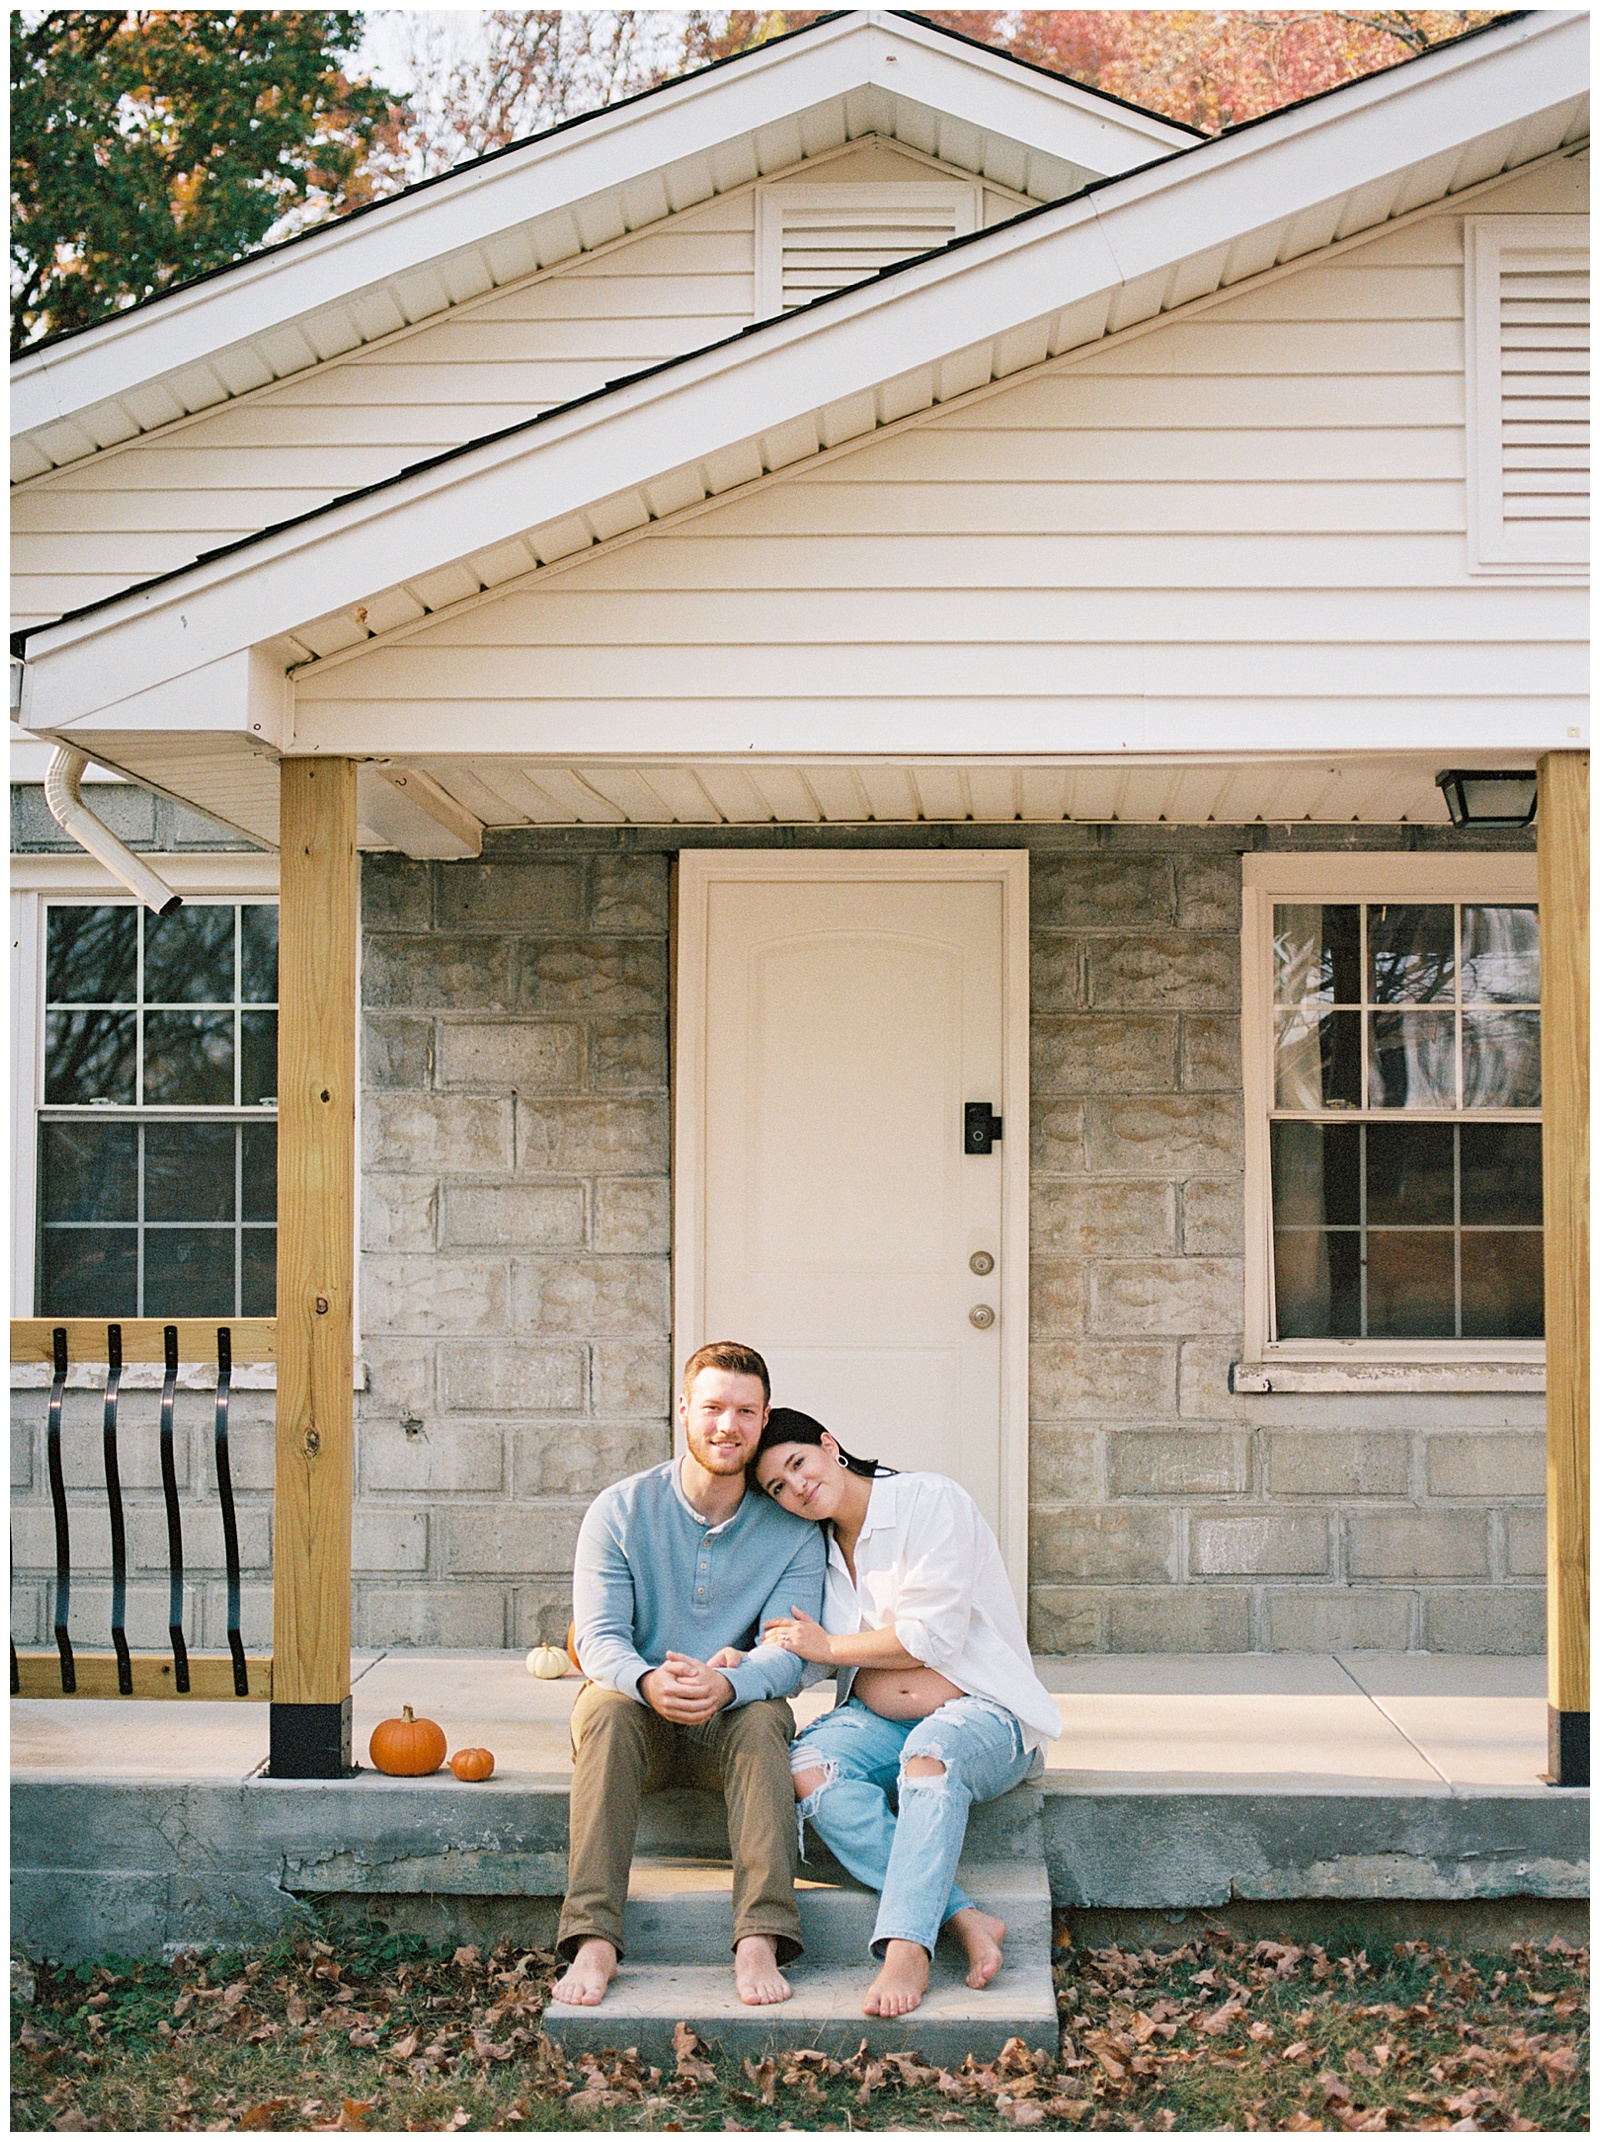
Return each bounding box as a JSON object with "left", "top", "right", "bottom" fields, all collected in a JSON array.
[
  {"left": 948, "top": 1906, "right": 1007, "bottom": 1989},
  {"left": 734, "top": 1934, "right": 793, "bottom": 2006},
  {"left": 549, "top": 1937, "right": 617, "bottom": 2006},
  {"left": 862, "top": 1938, "right": 930, "bottom": 2017}
]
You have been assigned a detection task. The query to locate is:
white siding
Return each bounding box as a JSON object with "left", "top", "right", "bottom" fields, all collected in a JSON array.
[{"left": 295, "top": 158, "right": 1589, "bottom": 755}]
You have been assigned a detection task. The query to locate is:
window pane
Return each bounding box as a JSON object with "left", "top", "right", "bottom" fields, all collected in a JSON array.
[
  {"left": 242, "top": 1228, "right": 276, "bottom": 1315},
  {"left": 242, "top": 1120, "right": 277, "bottom": 1224},
  {"left": 43, "top": 1009, "right": 137, "bottom": 1104},
  {"left": 39, "top": 1121, "right": 137, "bottom": 1223},
  {"left": 240, "top": 1010, "right": 278, "bottom": 1106},
  {"left": 1274, "top": 1230, "right": 1360, "bottom": 1337},
  {"left": 1271, "top": 1119, "right": 1360, "bottom": 1228},
  {"left": 1274, "top": 1009, "right": 1361, "bottom": 1109},
  {"left": 1461, "top": 1232, "right": 1544, "bottom": 1339},
  {"left": 241, "top": 906, "right": 278, "bottom": 1003},
  {"left": 1369, "top": 904, "right": 1454, "bottom": 1004},
  {"left": 1273, "top": 904, "right": 1360, "bottom": 1004},
  {"left": 1460, "top": 1122, "right": 1543, "bottom": 1227},
  {"left": 1370, "top": 1009, "right": 1456, "bottom": 1108},
  {"left": 1366, "top": 1231, "right": 1455, "bottom": 1338},
  {"left": 38, "top": 1228, "right": 137, "bottom": 1317},
  {"left": 144, "top": 905, "right": 234, "bottom": 1004},
  {"left": 144, "top": 1228, "right": 235, "bottom": 1317},
  {"left": 1460, "top": 905, "right": 1539, "bottom": 1003},
  {"left": 1462, "top": 1009, "right": 1540, "bottom": 1108},
  {"left": 47, "top": 905, "right": 137, "bottom": 1004},
  {"left": 144, "top": 1009, "right": 234, "bottom": 1104},
  {"left": 146, "top": 1121, "right": 235, "bottom": 1223},
  {"left": 1366, "top": 1122, "right": 1454, "bottom": 1226}
]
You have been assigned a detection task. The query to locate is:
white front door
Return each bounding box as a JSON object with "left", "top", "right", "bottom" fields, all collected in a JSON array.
[{"left": 674, "top": 852, "right": 1028, "bottom": 1585}]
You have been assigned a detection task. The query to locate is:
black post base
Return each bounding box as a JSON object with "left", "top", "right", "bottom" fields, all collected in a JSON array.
[
  {"left": 269, "top": 1698, "right": 353, "bottom": 1778},
  {"left": 1545, "top": 1706, "right": 1589, "bottom": 1787}
]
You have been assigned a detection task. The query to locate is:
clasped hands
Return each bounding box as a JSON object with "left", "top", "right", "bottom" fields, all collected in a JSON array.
[{"left": 639, "top": 1652, "right": 735, "bottom": 1723}]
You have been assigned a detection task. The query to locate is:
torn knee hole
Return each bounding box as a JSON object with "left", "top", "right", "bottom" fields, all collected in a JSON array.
[
  {"left": 791, "top": 1765, "right": 829, "bottom": 1800},
  {"left": 901, "top": 1755, "right": 947, "bottom": 1784}
]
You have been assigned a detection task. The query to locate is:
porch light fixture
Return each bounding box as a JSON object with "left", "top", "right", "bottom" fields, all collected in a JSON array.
[{"left": 1435, "top": 768, "right": 1538, "bottom": 827}]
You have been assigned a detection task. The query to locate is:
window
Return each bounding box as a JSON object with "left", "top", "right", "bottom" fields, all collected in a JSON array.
[
  {"left": 31, "top": 897, "right": 278, "bottom": 1318},
  {"left": 755, "top": 182, "right": 980, "bottom": 318},
  {"left": 1242, "top": 854, "right": 1542, "bottom": 1366},
  {"left": 1464, "top": 213, "right": 1589, "bottom": 574}
]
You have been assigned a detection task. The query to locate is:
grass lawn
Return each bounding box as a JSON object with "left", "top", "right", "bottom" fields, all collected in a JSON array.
[{"left": 11, "top": 1919, "right": 1588, "bottom": 2132}]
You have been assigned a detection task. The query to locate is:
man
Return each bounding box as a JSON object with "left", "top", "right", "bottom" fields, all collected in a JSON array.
[{"left": 551, "top": 1340, "right": 826, "bottom": 2009}]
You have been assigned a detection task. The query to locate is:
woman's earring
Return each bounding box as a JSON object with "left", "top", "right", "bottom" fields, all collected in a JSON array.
[{"left": 836, "top": 1452, "right": 848, "bottom": 1469}]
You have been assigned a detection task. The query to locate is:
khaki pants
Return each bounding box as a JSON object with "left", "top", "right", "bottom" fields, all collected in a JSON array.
[{"left": 556, "top": 1681, "right": 801, "bottom": 1963}]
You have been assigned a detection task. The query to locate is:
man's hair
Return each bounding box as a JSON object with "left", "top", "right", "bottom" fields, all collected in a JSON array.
[{"left": 681, "top": 1340, "right": 770, "bottom": 1404}]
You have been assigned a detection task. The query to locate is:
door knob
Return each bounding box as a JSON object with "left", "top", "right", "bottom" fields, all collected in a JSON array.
[
  {"left": 969, "top": 1303, "right": 996, "bottom": 1329},
  {"left": 969, "top": 1251, "right": 995, "bottom": 1276}
]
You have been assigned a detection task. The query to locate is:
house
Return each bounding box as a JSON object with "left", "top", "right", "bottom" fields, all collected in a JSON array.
[{"left": 10, "top": 10, "right": 1588, "bottom": 1784}]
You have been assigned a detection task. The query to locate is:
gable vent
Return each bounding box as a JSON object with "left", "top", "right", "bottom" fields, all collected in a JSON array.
[{"left": 757, "top": 183, "right": 980, "bottom": 318}]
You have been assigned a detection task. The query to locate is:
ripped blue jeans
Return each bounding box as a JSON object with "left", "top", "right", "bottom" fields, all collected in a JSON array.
[{"left": 790, "top": 1694, "right": 1040, "bottom": 1959}]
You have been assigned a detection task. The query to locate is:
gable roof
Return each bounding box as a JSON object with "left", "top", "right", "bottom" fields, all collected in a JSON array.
[{"left": 10, "top": 9, "right": 1197, "bottom": 480}]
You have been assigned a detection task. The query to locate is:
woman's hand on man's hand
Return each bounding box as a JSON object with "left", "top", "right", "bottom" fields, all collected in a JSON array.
[
  {"left": 760, "top": 1606, "right": 834, "bottom": 1665},
  {"left": 707, "top": 1646, "right": 746, "bottom": 1669}
]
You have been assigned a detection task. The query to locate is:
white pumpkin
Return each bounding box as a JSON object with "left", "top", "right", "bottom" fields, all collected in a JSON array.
[{"left": 526, "top": 1644, "right": 570, "bottom": 1679}]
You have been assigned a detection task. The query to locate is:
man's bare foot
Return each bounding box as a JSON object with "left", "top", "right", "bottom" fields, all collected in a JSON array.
[
  {"left": 734, "top": 1934, "right": 793, "bottom": 2006},
  {"left": 948, "top": 1906, "right": 1007, "bottom": 1989},
  {"left": 550, "top": 1937, "right": 617, "bottom": 2006},
  {"left": 862, "top": 1938, "right": 930, "bottom": 2017}
]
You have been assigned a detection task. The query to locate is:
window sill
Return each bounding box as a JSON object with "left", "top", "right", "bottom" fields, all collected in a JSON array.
[
  {"left": 10, "top": 1360, "right": 369, "bottom": 1393},
  {"left": 1231, "top": 1359, "right": 1545, "bottom": 1396}
]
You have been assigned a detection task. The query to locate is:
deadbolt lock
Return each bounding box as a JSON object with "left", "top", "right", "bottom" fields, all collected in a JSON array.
[
  {"left": 969, "top": 1251, "right": 995, "bottom": 1277},
  {"left": 969, "top": 1303, "right": 996, "bottom": 1330}
]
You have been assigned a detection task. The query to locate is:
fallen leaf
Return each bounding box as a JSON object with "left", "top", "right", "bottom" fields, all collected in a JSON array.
[
  {"left": 1005, "top": 2102, "right": 1046, "bottom": 2127},
  {"left": 1320, "top": 2073, "right": 1352, "bottom": 2105},
  {"left": 238, "top": 2102, "right": 291, "bottom": 2132}
]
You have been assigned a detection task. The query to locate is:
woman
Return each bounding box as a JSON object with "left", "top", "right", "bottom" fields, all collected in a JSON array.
[{"left": 738, "top": 1407, "right": 1061, "bottom": 2019}]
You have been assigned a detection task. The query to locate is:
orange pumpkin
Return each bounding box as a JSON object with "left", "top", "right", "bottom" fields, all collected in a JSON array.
[
  {"left": 368, "top": 1705, "right": 447, "bottom": 1776},
  {"left": 450, "top": 1747, "right": 495, "bottom": 1783},
  {"left": 566, "top": 1621, "right": 583, "bottom": 1674}
]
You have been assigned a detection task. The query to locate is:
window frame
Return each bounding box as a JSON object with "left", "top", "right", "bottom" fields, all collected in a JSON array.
[{"left": 1241, "top": 850, "right": 1544, "bottom": 1374}]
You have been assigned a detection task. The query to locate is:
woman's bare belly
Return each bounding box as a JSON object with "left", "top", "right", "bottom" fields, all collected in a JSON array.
[{"left": 852, "top": 1663, "right": 964, "bottom": 1721}]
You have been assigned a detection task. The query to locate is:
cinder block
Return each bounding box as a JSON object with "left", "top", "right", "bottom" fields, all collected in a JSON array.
[
  {"left": 363, "top": 1255, "right": 510, "bottom": 1338},
  {"left": 594, "top": 1178, "right": 671, "bottom": 1255},
  {"left": 435, "top": 1020, "right": 582, "bottom": 1092},
  {"left": 206, "top": 1582, "right": 273, "bottom": 1652},
  {"left": 513, "top": 1587, "right": 589, "bottom": 1649},
  {"left": 1190, "top": 1512, "right": 1330, "bottom": 1578},
  {"left": 434, "top": 861, "right": 582, "bottom": 930},
  {"left": 592, "top": 1341, "right": 672, "bottom": 1419},
  {"left": 441, "top": 1504, "right": 585, "bottom": 1576},
  {"left": 1175, "top": 854, "right": 1242, "bottom": 933},
  {"left": 1422, "top": 1587, "right": 1544, "bottom": 1654},
  {"left": 1107, "top": 1430, "right": 1249, "bottom": 1498},
  {"left": 1181, "top": 1177, "right": 1243, "bottom": 1255},
  {"left": 362, "top": 853, "right": 432, "bottom": 930},
  {"left": 588, "top": 1016, "right": 668, "bottom": 1092},
  {"left": 516, "top": 1097, "right": 669, "bottom": 1175},
  {"left": 363, "top": 1016, "right": 434, "bottom": 1089},
  {"left": 1266, "top": 1431, "right": 1410, "bottom": 1499},
  {"left": 1031, "top": 1179, "right": 1175, "bottom": 1257},
  {"left": 1032, "top": 854, "right": 1174, "bottom": 930},
  {"left": 1029, "top": 1507, "right": 1177, "bottom": 1582},
  {"left": 1086, "top": 1095, "right": 1244, "bottom": 1175},
  {"left": 1029, "top": 1260, "right": 1086, "bottom": 1335},
  {"left": 1090, "top": 1257, "right": 1241, "bottom": 1337},
  {"left": 519, "top": 939, "right": 666, "bottom": 1016},
  {"left": 12, "top": 1504, "right": 111, "bottom": 1572},
  {"left": 1027, "top": 1589, "right": 1102, "bottom": 1653},
  {"left": 12, "top": 1418, "right": 36, "bottom": 1493},
  {"left": 442, "top": 1181, "right": 585, "bottom": 1250},
  {"left": 63, "top": 1582, "right": 204, "bottom": 1649},
  {"left": 590, "top": 853, "right": 669, "bottom": 934},
  {"left": 1031, "top": 1341, "right": 1175, "bottom": 1421},
  {"left": 1031, "top": 1015, "right": 1179, "bottom": 1095},
  {"left": 1030, "top": 937, "right": 1086, "bottom": 1016},
  {"left": 127, "top": 1504, "right": 271, "bottom": 1574},
  {"left": 1030, "top": 1101, "right": 1086, "bottom": 1173},
  {"left": 58, "top": 1403, "right": 191, "bottom": 1490},
  {"left": 363, "top": 934, "right": 517, "bottom": 1011},
  {"left": 514, "top": 1422, "right": 671, "bottom": 1499},
  {"left": 1106, "top": 1586, "right": 1251, "bottom": 1653},
  {"left": 1028, "top": 1426, "right": 1097, "bottom": 1503},
  {"left": 11, "top": 1584, "right": 44, "bottom": 1643},
  {"left": 1265, "top": 1588, "right": 1415, "bottom": 1652},
  {"left": 199, "top": 1408, "right": 275, "bottom": 1494},
  {"left": 354, "top": 1585, "right": 507, "bottom": 1649},
  {"left": 1346, "top": 1511, "right": 1490, "bottom": 1580},
  {"left": 437, "top": 1344, "right": 585, "bottom": 1415},
  {"left": 360, "top": 1339, "right": 435, "bottom": 1419},
  {"left": 1178, "top": 1340, "right": 1249, "bottom": 1422},
  {"left": 1181, "top": 1015, "right": 1242, "bottom": 1093},
  {"left": 353, "top": 1510, "right": 429, "bottom": 1573},
  {"left": 363, "top": 1175, "right": 439, "bottom": 1254},
  {"left": 1426, "top": 1435, "right": 1547, "bottom": 1500},
  {"left": 363, "top": 1092, "right": 513, "bottom": 1173},
  {"left": 360, "top": 1422, "right": 506, "bottom": 1495},
  {"left": 1085, "top": 935, "right": 1239, "bottom": 1012},
  {"left": 1506, "top": 1508, "right": 1546, "bottom": 1577},
  {"left": 514, "top": 1255, "right": 669, "bottom": 1339}
]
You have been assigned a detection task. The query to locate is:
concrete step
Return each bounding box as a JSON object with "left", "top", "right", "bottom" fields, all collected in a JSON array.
[
  {"left": 635, "top": 1780, "right": 1044, "bottom": 1863},
  {"left": 542, "top": 1857, "right": 1057, "bottom": 2064}
]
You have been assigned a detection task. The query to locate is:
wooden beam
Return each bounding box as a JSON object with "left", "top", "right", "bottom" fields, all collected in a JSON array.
[
  {"left": 1538, "top": 749, "right": 1589, "bottom": 1787},
  {"left": 272, "top": 757, "right": 357, "bottom": 1777},
  {"left": 14, "top": 1653, "right": 271, "bottom": 1701},
  {"left": 10, "top": 1319, "right": 275, "bottom": 1366}
]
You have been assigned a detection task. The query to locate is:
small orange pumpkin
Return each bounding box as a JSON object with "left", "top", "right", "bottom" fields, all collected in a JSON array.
[
  {"left": 566, "top": 1621, "right": 583, "bottom": 1674},
  {"left": 368, "top": 1705, "right": 446, "bottom": 1776},
  {"left": 450, "top": 1747, "right": 495, "bottom": 1783}
]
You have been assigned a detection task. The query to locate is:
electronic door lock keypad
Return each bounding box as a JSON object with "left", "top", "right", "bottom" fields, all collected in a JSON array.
[{"left": 964, "top": 1101, "right": 1003, "bottom": 1154}]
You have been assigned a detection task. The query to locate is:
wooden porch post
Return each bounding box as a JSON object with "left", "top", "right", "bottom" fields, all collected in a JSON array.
[
  {"left": 1538, "top": 750, "right": 1588, "bottom": 1787},
  {"left": 270, "top": 757, "right": 358, "bottom": 1778}
]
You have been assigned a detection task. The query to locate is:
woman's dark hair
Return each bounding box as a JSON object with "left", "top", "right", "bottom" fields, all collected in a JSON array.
[{"left": 749, "top": 1406, "right": 890, "bottom": 1488}]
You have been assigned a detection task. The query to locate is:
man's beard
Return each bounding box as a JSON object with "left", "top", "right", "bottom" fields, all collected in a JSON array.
[{"left": 685, "top": 1425, "right": 750, "bottom": 1476}]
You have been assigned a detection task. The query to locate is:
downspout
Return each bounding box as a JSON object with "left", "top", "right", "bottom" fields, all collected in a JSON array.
[{"left": 42, "top": 746, "right": 182, "bottom": 915}]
